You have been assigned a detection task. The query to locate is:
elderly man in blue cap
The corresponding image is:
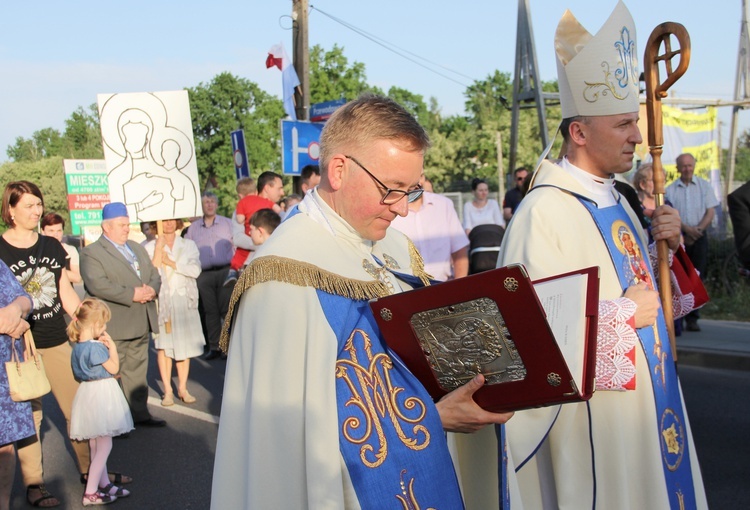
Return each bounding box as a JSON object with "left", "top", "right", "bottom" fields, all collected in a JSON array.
[{"left": 81, "top": 202, "right": 165, "bottom": 427}]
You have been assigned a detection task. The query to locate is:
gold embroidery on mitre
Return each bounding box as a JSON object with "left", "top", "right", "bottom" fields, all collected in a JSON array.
[
  {"left": 337, "top": 328, "right": 430, "bottom": 468},
  {"left": 583, "top": 26, "right": 638, "bottom": 104},
  {"left": 396, "top": 469, "right": 437, "bottom": 510},
  {"left": 219, "top": 256, "right": 390, "bottom": 352}
]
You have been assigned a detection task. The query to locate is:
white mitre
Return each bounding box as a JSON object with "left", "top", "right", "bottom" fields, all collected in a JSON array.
[{"left": 556, "top": 0, "right": 639, "bottom": 118}]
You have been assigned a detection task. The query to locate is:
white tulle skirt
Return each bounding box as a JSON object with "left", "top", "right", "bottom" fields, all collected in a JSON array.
[{"left": 70, "top": 378, "right": 134, "bottom": 440}]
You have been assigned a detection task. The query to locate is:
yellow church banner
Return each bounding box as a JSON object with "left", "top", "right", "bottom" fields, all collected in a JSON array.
[{"left": 637, "top": 105, "right": 719, "bottom": 184}]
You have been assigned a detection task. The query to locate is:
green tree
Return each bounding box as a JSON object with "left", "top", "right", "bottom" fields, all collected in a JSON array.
[
  {"left": 729, "top": 130, "right": 750, "bottom": 183},
  {"left": 7, "top": 128, "right": 65, "bottom": 162},
  {"left": 387, "top": 87, "right": 432, "bottom": 129},
  {"left": 0, "top": 157, "right": 69, "bottom": 233},
  {"left": 309, "top": 44, "right": 377, "bottom": 104},
  {"left": 187, "top": 72, "right": 285, "bottom": 215},
  {"left": 6, "top": 105, "right": 103, "bottom": 162},
  {"left": 63, "top": 105, "right": 103, "bottom": 159}
]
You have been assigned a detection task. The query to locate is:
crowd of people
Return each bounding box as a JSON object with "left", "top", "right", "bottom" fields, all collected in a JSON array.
[
  {"left": 0, "top": 1, "right": 742, "bottom": 509},
  {"left": 0, "top": 177, "right": 287, "bottom": 506},
  {"left": 211, "top": 1, "right": 716, "bottom": 508}
]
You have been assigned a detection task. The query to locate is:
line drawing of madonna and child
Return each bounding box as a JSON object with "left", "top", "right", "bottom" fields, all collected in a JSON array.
[{"left": 99, "top": 92, "right": 199, "bottom": 222}]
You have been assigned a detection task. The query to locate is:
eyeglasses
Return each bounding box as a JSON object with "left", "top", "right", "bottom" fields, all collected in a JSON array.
[
  {"left": 345, "top": 155, "right": 424, "bottom": 205},
  {"left": 516, "top": 176, "right": 526, "bottom": 182}
]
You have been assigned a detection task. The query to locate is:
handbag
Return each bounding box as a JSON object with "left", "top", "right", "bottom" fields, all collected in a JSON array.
[
  {"left": 5, "top": 330, "right": 51, "bottom": 402},
  {"left": 671, "top": 246, "right": 710, "bottom": 309}
]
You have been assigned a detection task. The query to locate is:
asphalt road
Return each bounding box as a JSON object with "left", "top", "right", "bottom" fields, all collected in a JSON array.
[
  {"left": 10, "top": 345, "right": 223, "bottom": 510},
  {"left": 9, "top": 349, "right": 750, "bottom": 509}
]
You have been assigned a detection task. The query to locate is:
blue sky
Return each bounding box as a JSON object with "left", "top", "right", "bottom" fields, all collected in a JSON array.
[{"left": 0, "top": 0, "right": 746, "bottom": 165}]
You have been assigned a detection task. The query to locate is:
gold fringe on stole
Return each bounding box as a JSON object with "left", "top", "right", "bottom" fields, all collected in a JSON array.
[
  {"left": 219, "top": 256, "right": 390, "bottom": 352},
  {"left": 406, "top": 238, "right": 434, "bottom": 287}
]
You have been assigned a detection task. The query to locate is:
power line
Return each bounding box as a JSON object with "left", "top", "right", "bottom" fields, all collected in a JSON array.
[{"left": 309, "top": 5, "right": 476, "bottom": 89}]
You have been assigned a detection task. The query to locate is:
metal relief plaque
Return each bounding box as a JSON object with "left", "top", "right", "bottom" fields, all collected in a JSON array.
[{"left": 409, "top": 297, "right": 526, "bottom": 392}]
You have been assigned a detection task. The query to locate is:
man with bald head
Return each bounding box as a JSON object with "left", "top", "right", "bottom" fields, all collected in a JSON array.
[{"left": 212, "top": 94, "right": 516, "bottom": 509}]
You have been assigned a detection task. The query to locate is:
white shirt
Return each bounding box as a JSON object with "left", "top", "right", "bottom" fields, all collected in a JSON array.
[{"left": 391, "top": 192, "right": 469, "bottom": 281}]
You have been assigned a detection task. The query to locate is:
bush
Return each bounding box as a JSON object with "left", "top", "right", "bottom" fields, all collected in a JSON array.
[{"left": 701, "top": 237, "right": 750, "bottom": 321}]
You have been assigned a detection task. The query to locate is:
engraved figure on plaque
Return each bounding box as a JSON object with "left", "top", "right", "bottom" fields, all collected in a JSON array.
[{"left": 410, "top": 297, "right": 527, "bottom": 392}]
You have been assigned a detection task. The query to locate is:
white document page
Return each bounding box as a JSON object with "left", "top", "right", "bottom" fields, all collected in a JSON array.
[{"left": 532, "top": 273, "right": 589, "bottom": 389}]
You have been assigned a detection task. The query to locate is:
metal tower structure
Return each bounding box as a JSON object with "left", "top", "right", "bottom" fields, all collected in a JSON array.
[
  {"left": 726, "top": 0, "right": 750, "bottom": 201},
  {"left": 509, "top": 0, "right": 549, "bottom": 174}
]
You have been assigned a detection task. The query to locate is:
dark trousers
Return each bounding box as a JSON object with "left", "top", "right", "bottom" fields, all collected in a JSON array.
[
  {"left": 196, "top": 266, "right": 232, "bottom": 351},
  {"left": 114, "top": 333, "right": 151, "bottom": 422},
  {"left": 685, "top": 234, "right": 709, "bottom": 322}
]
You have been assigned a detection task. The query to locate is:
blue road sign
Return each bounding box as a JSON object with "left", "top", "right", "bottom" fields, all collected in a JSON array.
[
  {"left": 231, "top": 129, "right": 250, "bottom": 180},
  {"left": 281, "top": 120, "right": 324, "bottom": 176},
  {"left": 310, "top": 98, "right": 346, "bottom": 122}
]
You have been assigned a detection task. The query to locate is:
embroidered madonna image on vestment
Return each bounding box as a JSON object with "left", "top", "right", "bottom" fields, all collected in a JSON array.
[{"left": 660, "top": 408, "right": 686, "bottom": 471}]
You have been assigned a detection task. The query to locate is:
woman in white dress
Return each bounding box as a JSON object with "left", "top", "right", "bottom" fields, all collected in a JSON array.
[
  {"left": 145, "top": 219, "right": 205, "bottom": 406},
  {"left": 462, "top": 178, "right": 505, "bottom": 234}
]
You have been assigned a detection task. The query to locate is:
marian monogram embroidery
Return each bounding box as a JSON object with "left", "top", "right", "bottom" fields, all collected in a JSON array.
[
  {"left": 336, "top": 328, "right": 430, "bottom": 468},
  {"left": 583, "top": 26, "right": 638, "bottom": 104}
]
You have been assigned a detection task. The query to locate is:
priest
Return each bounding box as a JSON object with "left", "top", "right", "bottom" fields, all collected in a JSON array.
[{"left": 211, "top": 94, "right": 517, "bottom": 509}]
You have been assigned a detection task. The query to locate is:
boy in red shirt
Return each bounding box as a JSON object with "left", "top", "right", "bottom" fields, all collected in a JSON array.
[{"left": 224, "top": 171, "right": 284, "bottom": 286}]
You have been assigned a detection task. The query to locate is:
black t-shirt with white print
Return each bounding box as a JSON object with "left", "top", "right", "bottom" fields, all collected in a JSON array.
[{"left": 0, "top": 235, "right": 69, "bottom": 348}]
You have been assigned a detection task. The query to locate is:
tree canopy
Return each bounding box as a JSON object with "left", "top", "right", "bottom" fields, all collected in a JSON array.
[{"left": 3, "top": 43, "right": 745, "bottom": 228}]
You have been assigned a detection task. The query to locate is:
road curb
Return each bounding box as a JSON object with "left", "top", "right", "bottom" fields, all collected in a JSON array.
[{"left": 676, "top": 348, "right": 750, "bottom": 372}]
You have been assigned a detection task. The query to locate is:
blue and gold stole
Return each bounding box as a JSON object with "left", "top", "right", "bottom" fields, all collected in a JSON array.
[
  {"left": 578, "top": 196, "right": 698, "bottom": 510},
  {"left": 319, "top": 291, "right": 465, "bottom": 509}
]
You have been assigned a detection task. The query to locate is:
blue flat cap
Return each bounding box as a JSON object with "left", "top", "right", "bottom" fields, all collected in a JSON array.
[{"left": 102, "top": 202, "right": 129, "bottom": 220}]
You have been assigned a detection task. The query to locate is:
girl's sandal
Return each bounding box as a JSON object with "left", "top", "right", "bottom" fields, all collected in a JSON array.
[
  {"left": 82, "top": 491, "right": 116, "bottom": 506},
  {"left": 80, "top": 472, "right": 133, "bottom": 485},
  {"left": 99, "top": 483, "right": 130, "bottom": 498}
]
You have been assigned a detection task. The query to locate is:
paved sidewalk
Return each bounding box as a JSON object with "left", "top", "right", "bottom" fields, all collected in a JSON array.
[{"left": 675, "top": 319, "right": 750, "bottom": 371}]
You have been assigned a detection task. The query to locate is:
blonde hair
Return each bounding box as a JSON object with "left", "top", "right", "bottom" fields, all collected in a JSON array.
[
  {"left": 67, "top": 298, "right": 112, "bottom": 343},
  {"left": 319, "top": 94, "right": 430, "bottom": 171},
  {"left": 633, "top": 163, "right": 654, "bottom": 192},
  {"left": 236, "top": 177, "right": 256, "bottom": 196}
]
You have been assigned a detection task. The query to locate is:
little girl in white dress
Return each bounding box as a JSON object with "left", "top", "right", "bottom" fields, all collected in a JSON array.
[{"left": 68, "top": 298, "right": 134, "bottom": 506}]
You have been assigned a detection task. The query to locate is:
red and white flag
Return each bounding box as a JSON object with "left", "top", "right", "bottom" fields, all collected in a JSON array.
[{"left": 266, "top": 43, "right": 300, "bottom": 121}]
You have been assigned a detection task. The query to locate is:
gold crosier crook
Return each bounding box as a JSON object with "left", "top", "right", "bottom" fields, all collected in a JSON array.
[{"left": 643, "top": 23, "right": 691, "bottom": 360}]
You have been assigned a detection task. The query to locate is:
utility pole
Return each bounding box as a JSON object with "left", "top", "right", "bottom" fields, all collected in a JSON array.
[
  {"left": 292, "top": 0, "right": 310, "bottom": 122},
  {"left": 509, "top": 0, "right": 549, "bottom": 176},
  {"left": 726, "top": 0, "right": 750, "bottom": 205},
  {"left": 497, "top": 132, "right": 505, "bottom": 202},
  {"left": 292, "top": 0, "right": 310, "bottom": 194}
]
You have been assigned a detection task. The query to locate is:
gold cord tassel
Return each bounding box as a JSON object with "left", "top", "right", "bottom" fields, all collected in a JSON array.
[
  {"left": 219, "top": 256, "right": 390, "bottom": 352},
  {"left": 407, "top": 238, "right": 433, "bottom": 287}
]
